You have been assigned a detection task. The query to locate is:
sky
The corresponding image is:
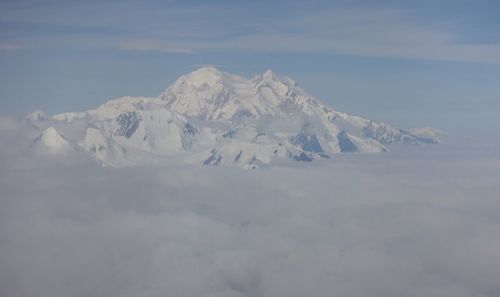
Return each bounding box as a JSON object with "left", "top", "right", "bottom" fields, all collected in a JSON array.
[{"left": 1, "top": 0, "right": 499, "bottom": 135}]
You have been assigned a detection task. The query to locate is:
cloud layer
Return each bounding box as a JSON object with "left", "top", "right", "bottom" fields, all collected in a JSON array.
[
  {"left": 2, "top": 1, "right": 500, "bottom": 63},
  {"left": 1, "top": 120, "right": 500, "bottom": 297}
]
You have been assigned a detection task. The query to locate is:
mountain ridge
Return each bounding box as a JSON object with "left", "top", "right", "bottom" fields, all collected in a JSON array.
[{"left": 27, "top": 67, "right": 442, "bottom": 168}]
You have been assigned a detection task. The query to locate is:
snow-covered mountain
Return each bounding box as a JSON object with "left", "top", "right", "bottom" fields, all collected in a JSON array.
[{"left": 27, "top": 66, "right": 442, "bottom": 168}]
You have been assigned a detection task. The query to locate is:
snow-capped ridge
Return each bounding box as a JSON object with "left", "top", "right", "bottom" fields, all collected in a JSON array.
[
  {"left": 165, "top": 66, "right": 228, "bottom": 91},
  {"left": 254, "top": 69, "right": 298, "bottom": 87},
  {"left": 27, "top": 110, "right": 48, "bottom": 122},
  {"left": 26, "top": 67, "right": 441, "bottom": 168},
  {"left": 159, "top": 67, "right": 315, "bottom": 120}
]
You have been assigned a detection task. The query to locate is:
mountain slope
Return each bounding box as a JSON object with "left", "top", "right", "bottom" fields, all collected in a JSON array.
[{"left": 27, "top": 67, "right": 441, "bottom": 168}]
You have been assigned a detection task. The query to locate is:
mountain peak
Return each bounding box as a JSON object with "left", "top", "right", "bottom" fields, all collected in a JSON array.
[
  {"left": 190, "top": 65, "right": 223, "bottom": 75},
  {"left": 181, "top": 66, "right": 226, "bottom": 85},
  {"left": 38, "top": 127, "right": 72, "bottom": 154},
  {"left": 26, "top": 68, "right": 441, "bottom": 168},
  {"left": 160, "top": 68, "right": 314, "bottom": 119},
  {"left": 253, "top": 69, "right": 298, "bottom": 88},
  {"left": 262, "top": 69, "right": 275, "bottom": 80}
]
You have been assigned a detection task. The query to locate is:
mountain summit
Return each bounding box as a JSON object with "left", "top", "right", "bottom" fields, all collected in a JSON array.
[
  {"left": 160, "top": 66, "right": 306, "bottom": 120},
  {"left": 27, "top": 67, "right": 442, "bottom": 168}
]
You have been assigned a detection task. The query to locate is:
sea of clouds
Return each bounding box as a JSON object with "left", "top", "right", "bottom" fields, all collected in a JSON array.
[{"left": 1, "top": 118, "right": 500, "bottom": 297}]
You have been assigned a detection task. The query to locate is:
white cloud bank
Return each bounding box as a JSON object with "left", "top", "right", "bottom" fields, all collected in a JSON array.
[{"left": 1, "top": 119, "right": 500, "bottom": 297}]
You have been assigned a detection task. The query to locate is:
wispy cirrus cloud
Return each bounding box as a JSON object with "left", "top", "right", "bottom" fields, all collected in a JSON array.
[
  {"left": 1, "top": 1, "right": 500, "bottom": 63},
  {"left": 136, "top": 9, "right": 500, "bottom": 63},
  {"left": 118, "top": 39, "right": 194, "bottom": 54},
  {"left": 237, "top": 9, "right": 500, "bottom": 63},
  {"left": 0, "top": 42, "right": 22, "bottom": 50}
]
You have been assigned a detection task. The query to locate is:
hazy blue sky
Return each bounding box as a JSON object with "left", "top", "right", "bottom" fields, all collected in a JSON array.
[{"left": 1, "top": 0, "right": 499, "bottom": 133}]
